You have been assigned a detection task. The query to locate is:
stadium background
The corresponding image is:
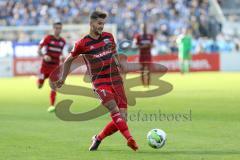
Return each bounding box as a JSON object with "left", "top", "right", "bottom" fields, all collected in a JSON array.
[
  {"left": 1, "top": 0, "right": 240, "bottom": 160},
  {"left": 1, "top": 0, "right": 240, "bottom": 76}
]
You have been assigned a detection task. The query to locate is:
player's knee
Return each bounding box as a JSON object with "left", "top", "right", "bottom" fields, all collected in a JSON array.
[
  {"left": 120, "top": 111, "right": 128, "bottom": 122},
  {"left": 104, "top": 100, "right": 119, "bottom": 114}
]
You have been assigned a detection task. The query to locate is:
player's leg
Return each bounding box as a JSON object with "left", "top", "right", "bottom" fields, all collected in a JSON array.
[
  {"left": 178, "top": 55, "right": 184, "bottom": 74},
  {"left": 140, "top": 63, "right": 145, "bottom": 86},
  {"left": 90, "top": 87, "right": 138, "bottom": 151},
  {"left": 37, "top": 73, "right": 45, "bottom": 89},
  {"left": 47, "top": 82, "right": 57, "bottom": 112},
  {"left": 92, "top": 108, "right": 128, "bottom": 143},
  {"left": 91, "top": 99, "right": 127, "bottom": 142},
  {"left": 96, "top": 120, "right": 118, "bottom": 141},
  {"left": 147, "top": 70, "right": 150, "bottom": 86},
  {"left": 90, "top": 88, "right": 118, "bottom": 151},
  {"left": 119, "top": 108, "right": 137, "bottom": 150},
  {"left": 89, "top": 99, "right": 120, "bottom": 151},
  {"left": 48, "top": 77, "right": 57, "bottom": 108},
  {"left": 179, "top": 51, "right": 191, "bottom": 74},
  {"left": 146, "top": 63, "right": 151, "bottom": 86},
  {"left": 93, "top": 85, "right": 128, "bottom": 142},
  {"left": 105, "top": 100, "right": 137, "bottom": 150},
  {"left": 95, "top": 91, "right": 120, "bottom": 141},
  {"left": 47, "top": 88, "right": 56, "bottom": 113},
  {"left": 113, "top": 84, "right": 138, "bottom": 150},
  {"left": 183, "top": 55, "right": 191, "bottom": 73},
  {"left": 44, "top": 71, "right": 56, "bottom": 113}
]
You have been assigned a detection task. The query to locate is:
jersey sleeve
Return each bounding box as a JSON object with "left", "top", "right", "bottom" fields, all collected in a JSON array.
[
  {"left": 70, "top": 39, "right": 84, "bottom": 58},
  {"left": 39, "top": 35, "right": 50, "bottom": 47}
]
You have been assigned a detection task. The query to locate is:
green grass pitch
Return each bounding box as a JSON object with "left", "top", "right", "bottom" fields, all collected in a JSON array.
[{"left": 0, "top": 72, "right": 240, "bottom": 160}]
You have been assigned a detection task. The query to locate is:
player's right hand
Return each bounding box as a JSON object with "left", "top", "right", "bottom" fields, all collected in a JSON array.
[{"left": 43, "top": 55, "right": 52, "bottom": 62}]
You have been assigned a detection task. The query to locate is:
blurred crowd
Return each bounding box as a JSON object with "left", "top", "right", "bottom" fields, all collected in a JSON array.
[
  {"left": 217, "top": 0, "right": 240, "bottom": 22},
  {"left": 0, "top": 0, "right": 239, "bottom": 54}
]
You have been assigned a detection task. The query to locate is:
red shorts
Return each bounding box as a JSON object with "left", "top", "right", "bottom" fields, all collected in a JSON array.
[
  {"left": 38, "top": 66, "right": 57, "bottom": 85},
  {"left": 94, "top": 84, "right": 128, "bottom": 108},
  {"left": 139, "top": 55, "right": 152, "bottom": 63}
]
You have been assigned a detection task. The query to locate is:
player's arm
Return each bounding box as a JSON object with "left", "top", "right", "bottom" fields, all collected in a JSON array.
[
  {"left": 114, "top": 53, "right": 128, "bottom": 74},
  {"left": 37, "top": 45, "right": 44, "bottom": 57},
  {"left": 38, "top": 35, "right": 51, "bottom": 61},
  {"left": 38, "top": 36, "right": 48, "bottom": 56},
  {"left": 110, "top": 34, "right": 126, "bottom": 72},
  {"left": 113, "top": 53, "right": 122, "bottom": 68},
  {"left": 55, "top": 40, "right": 82, "bottom": 88},
  {"left": 55, "top": 54, "right": 75, "bottom": 88}
]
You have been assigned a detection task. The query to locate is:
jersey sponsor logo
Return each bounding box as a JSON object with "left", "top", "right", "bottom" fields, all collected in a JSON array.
[
  {"left": 103, "top": 38, "right": 110, "bottom": 44},
  {"left": 140, "top": 40, "right": 151, "bottom": 44},
  {"left": 50, "top": 41, "right": 64, "bottom": 47},
  {"left": 48, "top": 46, "right": 62, "bottom": 52},
  {"left": 93, "top": 50, "right": 112, "bottom": 58}
]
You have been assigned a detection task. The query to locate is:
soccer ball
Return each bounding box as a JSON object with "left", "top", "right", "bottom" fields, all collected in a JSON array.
[{"left": 147, "top": 128, "right": 166, "bottom": 149}]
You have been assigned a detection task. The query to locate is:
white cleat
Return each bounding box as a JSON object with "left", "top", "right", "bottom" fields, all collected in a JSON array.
[{"left": 47, "top": 106, "right": 55, "bottom": 113}]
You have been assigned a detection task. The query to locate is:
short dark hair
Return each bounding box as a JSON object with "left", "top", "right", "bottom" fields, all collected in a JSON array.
[
  {"left": 53, "top": 20, "right": 62, "bottom": 26},
  {"left": 90, "top": 11, "right": 107, "bottom": 20}
]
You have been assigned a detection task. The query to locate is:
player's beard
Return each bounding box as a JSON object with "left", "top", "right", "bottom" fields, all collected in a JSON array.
[
  {"left": 91, "top": 25, "right": 103, "bottom": 36},
  {"left": 96, "top": 27, "right": 103, "bottom": 35}
]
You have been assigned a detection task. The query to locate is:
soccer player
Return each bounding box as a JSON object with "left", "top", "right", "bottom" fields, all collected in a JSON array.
[
  {"left": 134, "top": 23, "right": 154, "bottom": 87},
  {"left": 176, "top": 28, "right": 192, "bottom": 74},
  {"left": 37, "top": 21, "right": 66, "bottom": 113},
  {"left": 54, "top": 11, "right": 138, "bottom": 151}
]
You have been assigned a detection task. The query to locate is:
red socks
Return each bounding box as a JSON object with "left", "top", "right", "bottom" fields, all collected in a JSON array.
[
  {"left": 97, "top": 112, "right": 132, "bottom": 141},
  {"left": 110, "top": 112, "right": 132, "bottom": 140},
  {"left": 97, "top": 121, "right": 118, "bottom": 141},
  {"left": 50, "top": 90, "right": 56, "bottom": 106}
]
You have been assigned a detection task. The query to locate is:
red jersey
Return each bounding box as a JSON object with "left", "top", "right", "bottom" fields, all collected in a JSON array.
[
  {"left": 135, "top": 34, "right": 154, "bottom": 62},
  {"left": 70, "top": 32, "right": 122, "bottom": 88},
  {"left": 39, "top": 35, "right": 66, "bottom": 69}
]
